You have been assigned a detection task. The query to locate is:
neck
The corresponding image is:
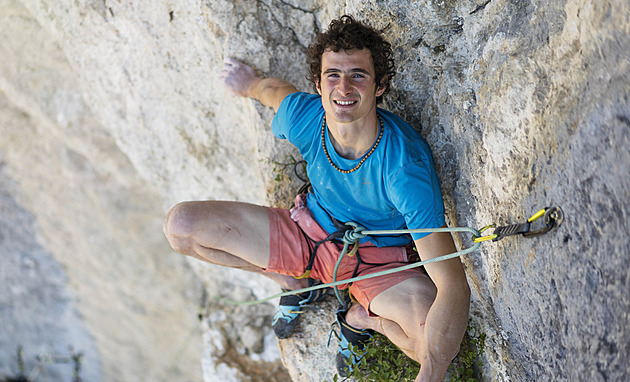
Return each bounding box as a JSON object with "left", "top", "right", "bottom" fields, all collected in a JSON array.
[{"left": 326, "top": 113, "right": 380, "bottom": 160}]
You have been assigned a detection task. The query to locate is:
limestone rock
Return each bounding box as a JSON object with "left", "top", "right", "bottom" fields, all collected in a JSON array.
[
  {"left": 277, "top": 297, "right": 339, "bottom": 382},
  {"left": 199, "top": 286, "right": 290, "bottom": 381},
  {"left": 1, "top": 1, "right": 204, "bottom": 381},
  {"left": 0, "top": 167, "right": 102, "bottom": 382},
  {"left": 1, "top": 0, "right": 628, "bottom": 381}
]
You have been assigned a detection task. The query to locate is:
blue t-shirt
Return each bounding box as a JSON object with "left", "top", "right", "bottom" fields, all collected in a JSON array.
[{"left": 272, "top": 92, "right": 445, "bottom": 247}]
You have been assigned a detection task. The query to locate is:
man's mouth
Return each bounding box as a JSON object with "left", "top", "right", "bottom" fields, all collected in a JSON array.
[{"left": 334, "top": 100, "right": 357, "bottom": 106}]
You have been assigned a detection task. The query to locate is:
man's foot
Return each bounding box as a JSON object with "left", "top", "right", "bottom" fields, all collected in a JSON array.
[
  {"left": 331, "top": 306, "right": 374, "bottom": 377},
  {"left": 272, "top": 281, "right": 329, "bottom": 339}
]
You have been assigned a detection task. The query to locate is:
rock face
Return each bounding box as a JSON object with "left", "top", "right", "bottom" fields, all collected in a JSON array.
[
  {"left": 1, "top": 1, "right": 628, "bottom": 382},
  {"left": 0, "top": 1, "right": 204, "bottom": 381}
]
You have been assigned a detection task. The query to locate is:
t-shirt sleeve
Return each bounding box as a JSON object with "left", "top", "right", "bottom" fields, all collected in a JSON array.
[
  {"left": 272, "top": 92, "right": 322, "bottom": 143},
  {"left": 389, "top": 161, "right": 446, "bottom": 240},
  {"left": 271, "top": 93, "right": 297, "bottom": 140}
]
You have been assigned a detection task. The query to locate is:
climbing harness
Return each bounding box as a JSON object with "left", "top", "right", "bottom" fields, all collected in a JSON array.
[
  {"left": 216, "top": 206, "right": 564, "bottom": 306},
  {"left": 294, "top": 218, "right": 366, "bottom": 280},
  {"left": 329, "top": 225, "right": 481, "bottom": 304}
]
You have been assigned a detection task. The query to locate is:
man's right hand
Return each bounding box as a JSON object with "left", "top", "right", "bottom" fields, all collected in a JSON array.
[
  {"left": 220, "top": 57, "right": 298, "bottom": 112},
  {"left": 220, "top": 58, "right": 261, "bottom": 98}
]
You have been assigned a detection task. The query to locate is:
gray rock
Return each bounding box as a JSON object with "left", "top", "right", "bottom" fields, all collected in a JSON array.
[
  {"left": 1, "top": 0, "right": 628, "bottom": 381},
  {"left": 240, "top": 326, "right": 264, "bottom": 354}
]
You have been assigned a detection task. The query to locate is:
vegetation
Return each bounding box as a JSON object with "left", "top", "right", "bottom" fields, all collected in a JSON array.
[
  {"left": 264, "top": 154, "right": 308, "bottom": 208},
  {"left": 328, "top": 322, "right": 485, "bottom": 382}
]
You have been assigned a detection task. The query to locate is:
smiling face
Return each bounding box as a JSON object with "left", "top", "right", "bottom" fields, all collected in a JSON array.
[{"left": 316, "top": 49, "right": 386, "bottom": 125}]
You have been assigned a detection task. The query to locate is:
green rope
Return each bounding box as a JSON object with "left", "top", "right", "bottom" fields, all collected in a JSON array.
[{"left": 216, "top": 225, "right": 481, "bottom": 306}]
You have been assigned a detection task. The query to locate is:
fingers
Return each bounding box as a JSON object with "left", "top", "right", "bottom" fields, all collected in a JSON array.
[
  {"left": 220, "top": 58, "right": 238, "bottom": 79},
  {"left": 220, "top": 58, "right": 242, "bottom": 92},
  {"left": 220, "top": 57, "right": 259, "bottom": 97},
  {"left": 221, "top": 57, "right": 249, "bottom": 77},
  {"left": 224, "top": 57, "right": 242, "bottom": 66},
  {"left": 221, "top": 58, "right": 238, "bottom": 77},
  {"left": 220, "top": 57, "right": 250, "bottom": 80}
]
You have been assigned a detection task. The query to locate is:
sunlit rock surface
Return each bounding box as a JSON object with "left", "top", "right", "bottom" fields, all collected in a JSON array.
[{"left": 1, "top": 0, "right": 628, "bottom": 381}]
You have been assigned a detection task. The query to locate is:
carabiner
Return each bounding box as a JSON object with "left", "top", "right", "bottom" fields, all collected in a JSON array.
[
  {"left": 472, "top": 224, "right": 497, "bottom": 243},
  {"left": 474, "top": 206, "right": 564, "bottom": 242},
  {"left": 522, "top": 206, "right": 564, "bottom": 238}
]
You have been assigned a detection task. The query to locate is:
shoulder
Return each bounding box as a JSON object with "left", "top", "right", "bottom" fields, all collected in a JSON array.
[
  {"left": 274, "top": 92, "right": 322, "bottom": 128},
  {"left": 381, "top": 113, "right": 439, "bottom": 194},
  {"left": 278, "top": 92, "right": 322, "bottom": 116},
  {"left": 272, "top": 92, "right": 324, "bottom": 142},
  {"left": 379, "top": 109, "right": 428, "bottom": 147},
  {"left": 378, "top": 109, "right": 445, "bottom": 235},
  {"left": 378, "top": 109, "right": 434, "bottom": 170}
]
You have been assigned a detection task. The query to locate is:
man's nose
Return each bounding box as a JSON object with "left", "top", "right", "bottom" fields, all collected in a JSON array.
[{"left": 337, "top": 76, "right": 352, "bottom": 95}]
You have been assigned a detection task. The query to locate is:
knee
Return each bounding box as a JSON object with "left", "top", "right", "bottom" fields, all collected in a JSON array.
[{"left": 163, "top": 202, "right": 198, "bottom": 254}]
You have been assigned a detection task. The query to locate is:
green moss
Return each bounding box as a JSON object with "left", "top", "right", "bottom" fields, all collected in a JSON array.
[
  {"left": 349, "top": 333, "right": 421, "bottom": 381},
  {"left": 327, "top": 322, "right": 485, "bottom": 382},
  {"left": 448, "top": 323, "right": 486, "bottom": 382}
]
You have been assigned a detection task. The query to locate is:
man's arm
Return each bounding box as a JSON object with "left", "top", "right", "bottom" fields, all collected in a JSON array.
[
  {"left": 221, "top": 58, "right": 298, "bottom": 112},
  {"left": 414, "top": 230, "right": 471, "bottom": 382}
]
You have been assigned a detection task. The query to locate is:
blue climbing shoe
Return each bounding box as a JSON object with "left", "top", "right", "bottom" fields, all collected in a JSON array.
[
  {"left": 272, "top": 282, "right": 329, "bottom": 339},
  {"left": 330, "top": 307, "right": 374, "bottom": 377}
]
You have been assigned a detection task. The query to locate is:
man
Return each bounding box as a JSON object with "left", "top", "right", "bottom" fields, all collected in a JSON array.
[{"left": 163, "top": 15, "right": 470, "bottom": 381}]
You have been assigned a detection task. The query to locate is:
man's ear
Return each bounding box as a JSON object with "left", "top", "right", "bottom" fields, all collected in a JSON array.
[
  {"left": 315, "top": 78, "right": 322, "bottom": 95},
  {"left": 376, "top": 77, "right": 387, "bottom": 97}
]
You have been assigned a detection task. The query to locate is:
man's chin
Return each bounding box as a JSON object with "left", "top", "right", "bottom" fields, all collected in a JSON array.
[{"left": 327, "top": 109, "right": 358, "bottom": 123}]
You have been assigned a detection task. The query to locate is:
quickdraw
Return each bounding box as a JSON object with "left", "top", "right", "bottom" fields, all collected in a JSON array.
[{"left": 472, "top": 206, "right": 564, "bottom": 243}]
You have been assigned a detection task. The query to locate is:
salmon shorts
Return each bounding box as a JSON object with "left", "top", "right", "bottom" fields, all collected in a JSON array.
[{"left": 264, "top": 194, "right": 430, "bottom": 315}]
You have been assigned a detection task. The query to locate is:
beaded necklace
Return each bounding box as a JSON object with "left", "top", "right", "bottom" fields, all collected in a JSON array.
[{"left": 321, "top": 115, "right": 384, "bottom": 174}]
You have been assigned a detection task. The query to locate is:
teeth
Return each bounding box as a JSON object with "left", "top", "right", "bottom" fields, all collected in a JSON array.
[{"left": 336, "top": 100, "right": 355, "bottom": 105}]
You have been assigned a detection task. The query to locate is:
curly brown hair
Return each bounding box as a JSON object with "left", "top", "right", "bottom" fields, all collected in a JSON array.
[{"left": 307, "top": 15, "right": 396, "bottom": 104}]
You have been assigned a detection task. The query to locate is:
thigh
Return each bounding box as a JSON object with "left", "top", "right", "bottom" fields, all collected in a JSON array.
[
  {"left": 264, "top": 206, "right": 312, "bottom": 277},
  {"left": 176, "top": 200, "right": 272, "bottom": 268},
  {"left": 368, "top": 277, "right": 437, "bottom": 332}
]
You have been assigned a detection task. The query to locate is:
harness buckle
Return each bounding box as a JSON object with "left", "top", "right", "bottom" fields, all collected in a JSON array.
[
  {"left": 295, "top": 270, "right": 312, "bottom": 279},
  {"left": 346, "top": 243, "right": 359, "bottom": 257}
]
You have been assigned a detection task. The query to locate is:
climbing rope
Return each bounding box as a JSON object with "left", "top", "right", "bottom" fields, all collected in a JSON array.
[
  {"left": 216, "top": 206, "right": 563, "bottom": 306},
  {"left": 330, "top": 225, "right": 482, "bottom": 304}
]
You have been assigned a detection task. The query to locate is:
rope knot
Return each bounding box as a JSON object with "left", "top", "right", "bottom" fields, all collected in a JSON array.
[{"left": 342, "top": 222, "right": 367, "bottom": 244}]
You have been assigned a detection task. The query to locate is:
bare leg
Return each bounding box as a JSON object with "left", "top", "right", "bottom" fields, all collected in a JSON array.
[
  {"left": 345, "top": 277, "right": 438, "bottom": 362},
  {"left": 163, "top": 200, "right": 308, "bottom": 290}
]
